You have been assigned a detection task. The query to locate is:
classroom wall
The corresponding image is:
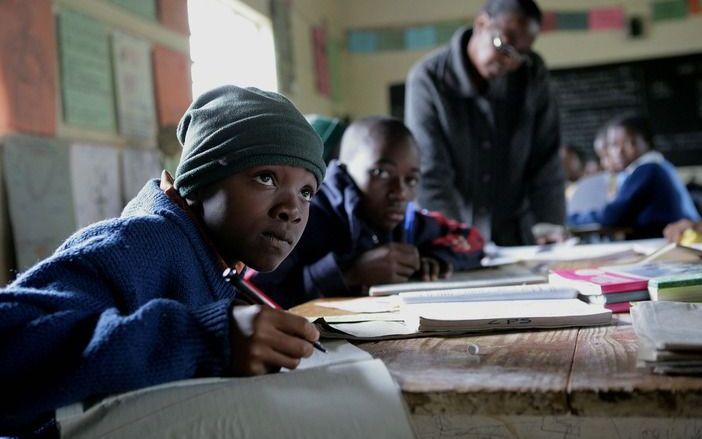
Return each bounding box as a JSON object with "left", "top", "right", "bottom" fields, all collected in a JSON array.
[
  {"left": 0, "top": 0, "right": 192, "bottom": 279},
  {"left": 240, "top": 0, "right": 346, "bottom": 116},
  {"left": 336, "top": 0, "right": 702, "bottom": 119}
]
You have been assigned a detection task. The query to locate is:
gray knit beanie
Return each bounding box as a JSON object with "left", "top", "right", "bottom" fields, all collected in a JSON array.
[{"left": 174, "top": 85, "right": 326, "bottom": 198}]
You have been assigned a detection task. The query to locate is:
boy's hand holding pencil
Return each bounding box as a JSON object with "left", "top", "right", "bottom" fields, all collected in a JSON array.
[{"left": 228, "top": 304, "right": 321, "bottom": 375}]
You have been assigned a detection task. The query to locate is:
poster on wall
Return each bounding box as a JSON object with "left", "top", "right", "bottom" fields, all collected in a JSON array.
[
  {"left": 112, "top": 31, "right": 158, "bottom": 147},
  {"left": 70, "top": 143, "right": 123, "bottom": 229},
  {"left": 152, "top": 45, "right": 192, "bottom": 128},
  {"left": 0, "top": 0, "right": 56, "bottom": 136},
  {"left": 312, "top": 25, "right": 330, "bottom": 97},
  {"left": 3, "top": 135, "right": 76, "bottom": 270},
  {"left": 57, "top": 9, "right": 116, "bottom": 132}
]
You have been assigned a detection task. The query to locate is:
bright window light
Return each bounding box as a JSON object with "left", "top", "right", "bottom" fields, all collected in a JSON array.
[{"left": 188, "top": 0, "right": 278, "bottom": 98}]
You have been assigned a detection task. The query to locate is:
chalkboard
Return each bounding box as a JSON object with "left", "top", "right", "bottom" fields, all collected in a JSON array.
[{"left": 550, "top": 52, "right": 702, "bottom": 166}]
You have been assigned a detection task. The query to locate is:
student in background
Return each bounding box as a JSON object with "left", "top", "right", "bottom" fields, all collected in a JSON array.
[
  {"left": 251, "top": 116, "right": 485, "bottom": 309},
  {"left": 0, "top": 86, "right": 325, "bottom": 436},
  {"left": 568, "top": 115, "right": 700, "bottom": 238},
  {"left": 560, "top": 144, "right": 586, "bottom": 184},
  {"left": 405, "top": 0, "right": 565, "bottom": 246}
]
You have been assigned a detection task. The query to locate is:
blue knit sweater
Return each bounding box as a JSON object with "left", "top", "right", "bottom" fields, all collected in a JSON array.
[
  {"left": 568, "top": 153, "right": 700, "bottom": 237},
  {"left": 0, "top": 180, "right": 237, "bottom": 432}
]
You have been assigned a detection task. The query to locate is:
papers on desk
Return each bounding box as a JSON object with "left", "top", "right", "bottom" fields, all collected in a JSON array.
[
  {"left": 398, "top": 283, "right": 577, "bottom": 304},
  {"left": 631, "top": 301, "right": 702, "bottom": 375},
  {"left": 482, "top": 238, "right": 665, "bottom": 267},
  {"left": 313, "top": 284, "right": 610, "bottom": 341},
  {"left": 368, "top": 273, "right": 545, "bottom": 296},
  {"left": 58, "top": 340, "right": 416, "bottom": 438}
]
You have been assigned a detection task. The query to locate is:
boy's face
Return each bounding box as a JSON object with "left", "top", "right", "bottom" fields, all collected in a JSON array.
[
  {"left": 197, "top": 165, "right": 318, "bottom": 272},
  {"left": 345, "top": 135, "right": 421, "bottom": 232},
  {"left": 606, "top": 126, "right": 646, "bottom": 172}
]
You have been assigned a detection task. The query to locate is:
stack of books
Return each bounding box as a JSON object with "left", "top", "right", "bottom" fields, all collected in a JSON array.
[
  {"left": 548, "top": 268, "right": 650, "bottom": 313},
  {"left": 631, "top": 301, "right": 702, "bottom": 375},
  {"left": 602, "top": 261, "right": 702, "bottom": 303}
]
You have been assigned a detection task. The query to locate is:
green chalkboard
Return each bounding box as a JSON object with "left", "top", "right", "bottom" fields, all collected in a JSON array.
[{"left": 550, "top": 52, "right": 702, "bottom": 166}]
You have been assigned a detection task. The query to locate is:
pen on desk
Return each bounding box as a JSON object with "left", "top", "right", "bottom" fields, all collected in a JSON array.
[
  {"left": 403, "top": 201, "right": 416, "bottom": 244},
  {"left": 222, "top": 268, "right": 327, "bottom": 353}
]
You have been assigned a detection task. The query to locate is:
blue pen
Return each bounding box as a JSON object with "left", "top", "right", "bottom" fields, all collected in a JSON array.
[{"left": 403, "top": 201, "right": 416, "bottom": 244}]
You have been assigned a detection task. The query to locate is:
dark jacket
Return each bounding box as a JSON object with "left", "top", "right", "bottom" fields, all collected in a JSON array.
[
  {"left": 250, "top": 161, "right": 485, "bottom": 309},
  {"left": 405, "top": 26, "right": 565, "bottom": 245},
  {"left": 0, "top": 180, "right": 238, "bottom": 433}
]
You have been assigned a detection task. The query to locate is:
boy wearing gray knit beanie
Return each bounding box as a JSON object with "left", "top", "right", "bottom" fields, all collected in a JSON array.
[{"left": 0, "top": 85, "right": 326, "bottom": 434}]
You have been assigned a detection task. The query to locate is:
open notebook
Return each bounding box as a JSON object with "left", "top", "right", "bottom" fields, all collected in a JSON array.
[
  {"left": 313, "top": 284, "right": 611, "bottom": 341},
  {"left": 57, "top": 341, "right": 415, "bottom": 439}
]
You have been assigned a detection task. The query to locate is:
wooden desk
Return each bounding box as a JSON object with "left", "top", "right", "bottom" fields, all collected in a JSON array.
[{"left": 293, "top": 300, "right": 702, "bottom": 438}]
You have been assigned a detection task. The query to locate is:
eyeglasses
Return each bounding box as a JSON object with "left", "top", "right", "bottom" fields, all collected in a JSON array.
[{"left": 490, "top": 29, "right": 531, "bottom": 66}]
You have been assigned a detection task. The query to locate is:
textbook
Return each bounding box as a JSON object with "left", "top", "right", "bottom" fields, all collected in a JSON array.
[
  {"left": 311, "top": 296, "right": 611, "bottom": 341},
  {"left": 408, "top": 299, "right": 612, "bottom": 332},
  {"left": 368, "top": 273, "right": 545, "bottom": 296},
  {"left": 648, "top": 273, "right": 702, "bottom": 301},
  {"left": 548, "top": 268, "right": 648, "bottom": 295},
  {"left": 578, "top": 289, "right": 649, "bottom": 305},
  {"left": 398, "top": 283, "right": 578, "bottom": 304},
  {"left": 602, "top": 261, "right": 702, "bottom": 281}
]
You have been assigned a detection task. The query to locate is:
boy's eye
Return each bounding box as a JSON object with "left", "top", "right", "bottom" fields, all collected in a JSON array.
[
  {"left": 369, "top": 168, "right": 391, "bottom": 180},
  {"left": 405, "top": 176, "right": 420, "bottom": 188},
  {"left": 254, "top": 173, "right": 275, "bottom": 186},
  {"left": 300, "top": 187, "right": 313, "bottom": 201}
]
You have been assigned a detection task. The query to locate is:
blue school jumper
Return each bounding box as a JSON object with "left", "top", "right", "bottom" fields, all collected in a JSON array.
[
  {"left": 251, "top": 161, "right": 485, "bottom": 309},
  {"left": 568, "top": 152, "right": 700, "bottom": 237},
  {"left": 0, "top": 180, "right": 237, "bottom": 434}
]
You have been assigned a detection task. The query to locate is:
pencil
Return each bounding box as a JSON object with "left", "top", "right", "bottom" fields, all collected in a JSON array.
[
  {"left": 403, "top": 201, "right": 416, "bottom": 244},
  {"left": 222, "top": 268, "right": 327, "bottom": 353}
]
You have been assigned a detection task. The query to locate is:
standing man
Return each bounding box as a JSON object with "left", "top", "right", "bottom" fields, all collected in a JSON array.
[{"left": 405, "top": 0, "right": 565, "bottom": 245}]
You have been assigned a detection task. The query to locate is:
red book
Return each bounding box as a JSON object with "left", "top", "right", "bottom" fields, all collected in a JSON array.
[
  {"left": 548, "top": 268, "right": 648, "bottom": 296},
  {"left": 604, "top": 301, "right": 633, "bottom": 313}
]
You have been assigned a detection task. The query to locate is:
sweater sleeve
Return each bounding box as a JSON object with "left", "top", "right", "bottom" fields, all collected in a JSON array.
[
  {"left": 598, "top": 164, "right": 659, "bottom": 226},
  {"left": 0, "top": 220, "right": 232, "bottom": 431},
  {"left": 405, "top": 64, "right": 467, "bottom": 222},
  {"left": 567, "top": 164, "right": 658, "bottom": 227}
]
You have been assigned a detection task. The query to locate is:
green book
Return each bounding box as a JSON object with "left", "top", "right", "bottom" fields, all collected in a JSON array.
[{"left": 649, "top": 273, "right": 702, "bottom": 301}]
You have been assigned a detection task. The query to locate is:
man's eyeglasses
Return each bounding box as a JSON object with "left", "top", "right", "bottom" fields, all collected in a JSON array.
[{"left": 490, "top": 30, "right": 531, "bottom": 65}]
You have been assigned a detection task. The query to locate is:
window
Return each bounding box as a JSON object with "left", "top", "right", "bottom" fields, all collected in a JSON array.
[{"left": 188, "top": 0, "right": 278, "bottom": 98}]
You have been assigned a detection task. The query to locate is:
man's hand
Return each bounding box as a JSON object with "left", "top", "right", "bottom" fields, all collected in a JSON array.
[
  {"left": 532, "top": 222, "right": 566, "bottom": 245},
  {"left": 342, "top": 243, "right": 420, "bottom": 288},
  {"left": 228, "top": 305, "right": 320, "bottom": 375}
]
